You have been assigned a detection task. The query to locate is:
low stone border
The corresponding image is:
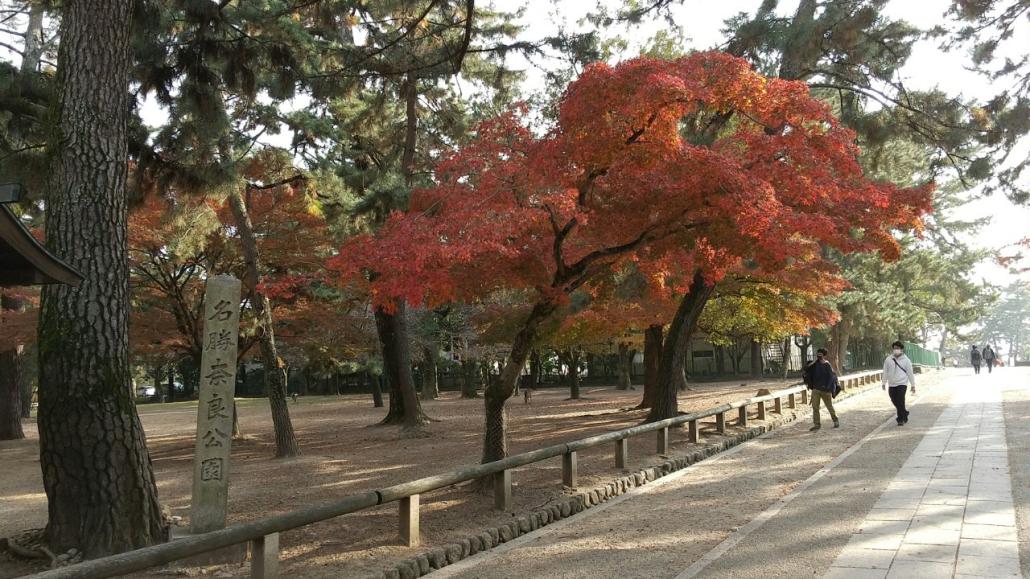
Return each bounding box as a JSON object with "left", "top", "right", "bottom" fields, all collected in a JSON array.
[{"left": 372, "top": 381, "right": 881, "bottom": 579}]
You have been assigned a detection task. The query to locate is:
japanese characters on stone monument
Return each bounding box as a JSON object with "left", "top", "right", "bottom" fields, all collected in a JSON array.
[{"left": 190, "top": 275, "right": 242, "bottom": 534}]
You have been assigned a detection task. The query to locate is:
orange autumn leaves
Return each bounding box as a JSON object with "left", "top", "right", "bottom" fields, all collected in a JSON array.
[{"left": 331, "top": 52, "right": 932, "bottom": 323}]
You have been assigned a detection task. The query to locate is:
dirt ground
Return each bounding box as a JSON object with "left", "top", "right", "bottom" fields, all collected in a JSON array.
[{"left": 0, "top": 377, "right": 829, "bottom": 578}]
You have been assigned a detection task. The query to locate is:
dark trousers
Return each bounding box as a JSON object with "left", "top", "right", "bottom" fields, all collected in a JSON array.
[
  {"left": 986, "top": 360, "right": 994, "bottom": 373},
  {"left": 889, "top": 385, "right": 908, "bottom": 422},
  {"left": 973, "top": 362, "right": 981, "bottom": 374}
]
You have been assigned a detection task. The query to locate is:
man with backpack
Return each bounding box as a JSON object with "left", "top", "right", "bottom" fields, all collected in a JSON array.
[
  {"left": 971, "top": 345, "right": 982, "bottom": 374},
  {"left": 983, "top": 345, "right": 997, "bottom": 373},
  {"left": 803, "top": 347, "right": 839, "bottom": 431},
  {"left": 883, "top": 341, "right": 916, "bottom": 426}
]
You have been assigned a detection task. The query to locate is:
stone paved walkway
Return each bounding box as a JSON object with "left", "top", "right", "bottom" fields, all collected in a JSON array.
[{"left": 826, "top": 384, "right": 1020, "bottom": 578}]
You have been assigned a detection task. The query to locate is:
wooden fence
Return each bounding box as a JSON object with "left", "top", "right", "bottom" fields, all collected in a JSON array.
[{"left": 30, "top": 369, "right": 885, "bottom": 579}]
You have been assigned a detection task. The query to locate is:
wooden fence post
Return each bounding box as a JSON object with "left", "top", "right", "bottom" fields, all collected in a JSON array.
[
  {"left": 688, "top": 419, "right": 700, "bottom": 443},
  {"left": 494, "top": 470, "right": 512, "bottom": 511},
  {"left": 657, "top": 427, "right": 669, "bottom": 455},
  {"left": 715, "top": 412, "right": 726, "bottom": 433},
  {"left": 562, "top": 452, "right": 578, "bottom": 488},
  {"left": 757, "top": 401, "right": 766, "bottom": 421},
  {"left": 399, "top": 495, "right": 419, "bottom": 547},
  {"left": 788, "top": 393, "right": 796, "bottom": 409},
  {"left": 251, "top": 533, "right": 279, "bottom": 579},
  {"left": 615, "top": 438, "right": 629, "bottom": 469},
  {"left": 738, "top": 406, "right": 748, "bottom": 427}
]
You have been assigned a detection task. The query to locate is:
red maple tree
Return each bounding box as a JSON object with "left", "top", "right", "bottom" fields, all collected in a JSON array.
[{"left": 332, "top": 52, "right": 932, "bottom": 462}]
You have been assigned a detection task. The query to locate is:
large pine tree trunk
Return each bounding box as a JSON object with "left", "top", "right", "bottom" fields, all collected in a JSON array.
[
  {"left": 647, "top": 273, "right": 714, "bottom": 422},
  {"left": 228, "top": 189, "right": 299, "bottom": 457},
  {"left": 482, "top": 301, "right": 555, "bottom": 463},
  {"left": 36, "top": 0, "right": 164, "bottom": 555},
  {"left": 636, "top": 325, "right": 663, "bottom": 409},
  {"left": 616, "top": 343, "right": 632, "bottom": 390},
  {"left": 374, "top": 304, "right": 429, "bottom": 428}
]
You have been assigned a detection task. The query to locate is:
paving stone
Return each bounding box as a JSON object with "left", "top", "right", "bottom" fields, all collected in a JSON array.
[{"left": 955, "top": 555, "right": 1021, "bottom": 577}]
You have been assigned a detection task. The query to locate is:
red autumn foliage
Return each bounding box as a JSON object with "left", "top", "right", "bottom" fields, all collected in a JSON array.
[{"left": 333, "top": 51, "right": 931, "bottom": 316}]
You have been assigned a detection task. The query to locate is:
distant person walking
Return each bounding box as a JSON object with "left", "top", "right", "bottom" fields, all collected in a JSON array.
[
  {"left": 971, "top": 345, "right": 982, "bottom": 374},
  {"left": 983, "top": 345, "right": 996, "bottom": 373},
  {"left": 803, "top": 347, "right": 839, "bottom": 431},
  {"left": 883, "top": 341, "right": 916, "bottom": 426}
]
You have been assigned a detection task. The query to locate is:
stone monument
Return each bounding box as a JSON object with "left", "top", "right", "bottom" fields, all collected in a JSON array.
[{"left": 190, "top": 275, "right": 242, "bottom": 534}]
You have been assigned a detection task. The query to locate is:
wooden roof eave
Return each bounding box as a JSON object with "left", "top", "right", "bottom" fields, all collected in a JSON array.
[{"left": 0, "top": 204, "right": 83, "bottom": 287}]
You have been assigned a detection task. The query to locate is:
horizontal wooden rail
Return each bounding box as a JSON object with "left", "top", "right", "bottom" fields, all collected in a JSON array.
[{"left": 31, "top": 369, "right": 883, "bottom": 579}]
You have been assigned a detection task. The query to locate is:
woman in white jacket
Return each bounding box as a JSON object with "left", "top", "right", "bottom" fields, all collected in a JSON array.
[{"left": 882, "top": 341, "right": 916, "bottom": 426}]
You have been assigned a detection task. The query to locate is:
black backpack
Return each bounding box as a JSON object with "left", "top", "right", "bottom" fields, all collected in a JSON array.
[{"left": 802, "top": 361, "right": 815, "bottom": 388}]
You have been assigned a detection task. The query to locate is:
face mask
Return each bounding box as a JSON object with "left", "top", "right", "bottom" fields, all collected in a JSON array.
[{"left": 893, "top": 349, "right": 903, "bottom": 356}]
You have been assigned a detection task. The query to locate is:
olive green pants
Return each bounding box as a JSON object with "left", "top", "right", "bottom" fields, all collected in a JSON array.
[{"left": 811, "top": 390, "right": 837, "bottom": 426}]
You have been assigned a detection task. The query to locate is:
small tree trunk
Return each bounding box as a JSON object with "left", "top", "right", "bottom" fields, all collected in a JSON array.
[
  {"left": 750, "top": 340, "right": 763, "bottom": 378},
  {"left": 647, "top": 272, "right": 714, "bottom": 422},
  {"left": 529, "top": 350, "right": 542, "bottom": 388},
  {"left": 422, "top": 346, "right": 439, "bottom": 400},
  {"left": 228, "top": 189, "right": 299, "bottom": 457},
  {"left": 616, "top": 343, "right": 632, "bottom": 390},
  {"left": 636, "top": 325, "right": 664, "bottom": 409},
  {"left": 374, "top": 304, "right": 429, "bottom": 428},
  {"left": 1, "top": 293, "right": 27, "bottom": 440},
  {"left": 371, "top": 373, "right": 384, "bottom": 408},
  {"left": 568, "top": 350, "right": 581, "bottom": 400},
  {"left": 460, "top": 359, "right": 480, "bottom": 398},
  {"left": 166, "top": 366, "right": 175, "bottom": 402},
  {"left": 482, "top": 301, "right": 556, "bottom": 463},
  {"left": 827, "top": 317, "right": 853, "bottom": 373},
  {"left": 0, "top": 345, "right": 25, "bottom": 440},
  {"left": 715, "top": 344, "right": 726, "bottom": 375}
]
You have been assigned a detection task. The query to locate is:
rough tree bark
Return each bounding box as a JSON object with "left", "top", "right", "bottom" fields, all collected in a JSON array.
[
  {"left": 646, "top": 273, "right": 715, "bottom": 422},
  {"left": 636, "top": 325, "right": 663, "bottom": 409},
  {"left": 36, "top": 0, "right": 165, "bottom": 555},
  {"left": 227, "top": 189, "right": 299, "bottom": 457},
  {"left": 616, "top": 343, "right": 633, "bottom": 390},
  {"left": 374, "top": 304, "right": 429, "bottom": 428}
]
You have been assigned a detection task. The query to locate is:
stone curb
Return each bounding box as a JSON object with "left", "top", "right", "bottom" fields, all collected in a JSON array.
[{"left": 375, "top": 382, "right": 879, "bottom": 578}]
